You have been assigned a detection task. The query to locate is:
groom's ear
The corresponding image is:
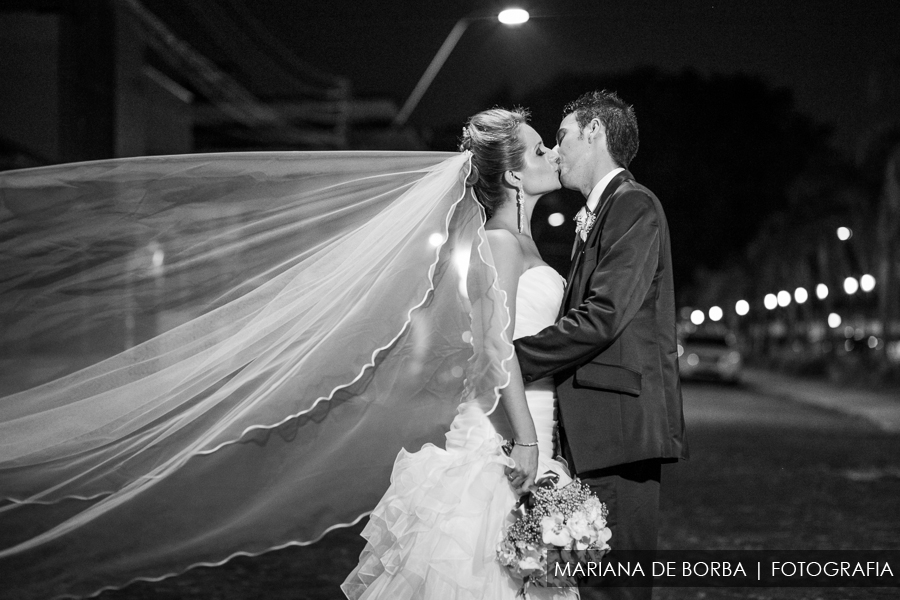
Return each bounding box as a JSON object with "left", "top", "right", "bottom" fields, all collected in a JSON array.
[{"left": 586, "top": 118, "right": 603, "bottom": 143}]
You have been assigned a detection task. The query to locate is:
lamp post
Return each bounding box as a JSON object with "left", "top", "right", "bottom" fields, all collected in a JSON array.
[{"left": 392, "top": 8, "right": 530, "bottom": 128}]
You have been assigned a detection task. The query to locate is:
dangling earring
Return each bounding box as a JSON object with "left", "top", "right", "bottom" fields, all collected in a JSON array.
[{"left": 516, "top": 188, "right": 524, "bottom": 233}]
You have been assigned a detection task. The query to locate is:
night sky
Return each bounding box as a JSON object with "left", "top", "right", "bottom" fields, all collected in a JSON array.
[
  {"left": 249, "top": 0, "right": 899, "bottom": 151},
  {"left": 233, "top": 0, "right": 899, "bottom": 289}
]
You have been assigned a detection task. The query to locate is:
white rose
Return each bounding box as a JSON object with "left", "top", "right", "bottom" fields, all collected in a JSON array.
[
  {"left": 517, "top": 544, "right": 546, "bottom": 577},
  {"left": 566, "top": 511, "right": 596, "bottom": 549},
  {"left": 583, "top": 497, "right": 605, "bottom": 524},
  {"left": 594, "top": 526, "right": 612, "bottom": 550},
  {"left": 518, "top": 554, "right": 544, "bottom": 575},
  {"left": 497, "top": 540, "right": 517, "bottom": 566}
]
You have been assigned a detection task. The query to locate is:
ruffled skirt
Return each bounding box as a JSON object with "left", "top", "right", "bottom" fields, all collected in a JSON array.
[{"left": 341, "top": 399, "right": 578, "bottom": 599}]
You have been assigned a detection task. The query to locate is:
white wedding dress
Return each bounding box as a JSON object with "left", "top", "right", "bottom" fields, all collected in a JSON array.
[{"left": 342, "top": 265, "right": 579, "bottom": 600}]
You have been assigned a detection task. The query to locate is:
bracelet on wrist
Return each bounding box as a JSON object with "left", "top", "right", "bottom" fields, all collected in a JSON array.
[{"left": 501, "top": 438, "right": 539, "bottom": 456}]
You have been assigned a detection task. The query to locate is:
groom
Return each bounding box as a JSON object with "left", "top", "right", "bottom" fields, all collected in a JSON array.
[{"left": 515, "top": 91, "right": 687, "bottom": 599}]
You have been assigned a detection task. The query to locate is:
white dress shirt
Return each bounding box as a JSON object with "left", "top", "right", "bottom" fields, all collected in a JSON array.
[
  {"left": 573, "top": 167, "right": 625, "bottom": 246},
  {"left": 585, "top": 167, "right": 625, "bottom": 213},
  {"left": 572, "top": 168, "right": 625, "bottom": 252}
]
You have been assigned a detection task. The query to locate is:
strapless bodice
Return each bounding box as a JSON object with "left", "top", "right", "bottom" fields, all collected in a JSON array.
[
  {"left": 512, "top": 265, "right": 565, "bottom": 340},
  {"left": 490, "top": 265, "right": 565, "bottom": 457}
]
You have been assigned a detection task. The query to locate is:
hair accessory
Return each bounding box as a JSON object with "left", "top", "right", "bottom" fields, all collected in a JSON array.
[{"left": 460, "top": 125, "right": 472, "bottom": 150}]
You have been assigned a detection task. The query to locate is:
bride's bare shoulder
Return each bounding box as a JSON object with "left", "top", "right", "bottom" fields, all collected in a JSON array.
[
  {"left": 484, "top": 228, "right": 525, "bottom": 273},
  {"left": 484, "top": 228, "right": 521, "bottom": 253}
]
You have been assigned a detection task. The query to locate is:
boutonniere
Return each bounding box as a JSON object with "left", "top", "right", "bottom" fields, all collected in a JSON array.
[{"left": 574, "top": 209, "right": 597, "bottom": 242}]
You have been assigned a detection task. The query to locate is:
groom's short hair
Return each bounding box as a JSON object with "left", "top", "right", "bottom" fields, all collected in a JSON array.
[{"left": 564, "top": 90, "right": 639, "bottom": 168}]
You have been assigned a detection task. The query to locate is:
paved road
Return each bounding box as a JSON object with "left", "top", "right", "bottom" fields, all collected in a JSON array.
[{"left": 100, "top": 379, "right": 899, "bottom": 600}]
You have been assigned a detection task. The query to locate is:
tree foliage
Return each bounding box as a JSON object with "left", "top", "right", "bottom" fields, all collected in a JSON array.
[{"left": 517, "top": 68, "right": 831, "bottom": 292}]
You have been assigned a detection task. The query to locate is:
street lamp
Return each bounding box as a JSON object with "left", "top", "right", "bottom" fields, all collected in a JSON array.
[
  {"left": 392, "top": 8, "right": 530, "bottom": 127},
  {"left": 498, "top": 8, "right": 530, "bottom": 24},
  {"left": 777, "top": 290, "right": 791, "bottom": 307},
  {"left": 860, "top": 274, "right": 876, "bottom": 292}
]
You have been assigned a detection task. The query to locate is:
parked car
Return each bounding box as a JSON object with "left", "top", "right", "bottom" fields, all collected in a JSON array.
[{"left": 678, "top": 327, "right": 742, "bottom": 384}]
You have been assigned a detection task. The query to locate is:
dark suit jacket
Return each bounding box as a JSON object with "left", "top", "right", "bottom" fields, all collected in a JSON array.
[{"left": 514, "top": 170, "right": 687, "bottom": 473}]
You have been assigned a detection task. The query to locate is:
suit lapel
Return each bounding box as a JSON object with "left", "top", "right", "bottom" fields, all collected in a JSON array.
[{"left": 560, "top": 170, "right": 633, "bottom": 312}]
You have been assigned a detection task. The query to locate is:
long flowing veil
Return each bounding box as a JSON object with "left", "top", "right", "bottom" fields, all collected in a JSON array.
[{"left": 0, "top": 151, "right": 514, "bottom": 599}]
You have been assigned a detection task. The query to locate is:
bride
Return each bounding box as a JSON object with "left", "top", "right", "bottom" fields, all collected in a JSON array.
[
  {"left": 342, "top": 108, "right": 578, "bottom": 599},
  {"left": 0, "top": 108, "right": 579, "bottom": 599}
]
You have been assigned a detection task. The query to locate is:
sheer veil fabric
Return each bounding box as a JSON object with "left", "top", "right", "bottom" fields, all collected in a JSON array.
[{"left": 0, "top": 151, "right": 515, "bottom": 599}]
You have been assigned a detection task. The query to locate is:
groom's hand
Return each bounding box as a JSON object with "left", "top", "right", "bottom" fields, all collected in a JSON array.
[{"left": 507, "top": 444, "right": 539, "bottom": 495}]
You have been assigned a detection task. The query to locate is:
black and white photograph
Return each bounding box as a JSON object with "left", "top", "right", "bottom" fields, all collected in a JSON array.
[{"left": 1, "top": 2, "right": 898, "bottom": 599}]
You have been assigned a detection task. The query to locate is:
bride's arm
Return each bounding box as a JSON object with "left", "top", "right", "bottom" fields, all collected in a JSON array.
[{"left": 486, "top": 229, "right": 538, "bottom": 495}]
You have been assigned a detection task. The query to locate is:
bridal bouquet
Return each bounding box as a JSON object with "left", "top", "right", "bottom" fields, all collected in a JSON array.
[{"left": 497, "top": 473, "right": 612, "bottom": 596}]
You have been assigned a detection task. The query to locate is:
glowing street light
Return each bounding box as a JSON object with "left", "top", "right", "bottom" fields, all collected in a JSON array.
[
  {"left": 837, "top": 227, "right": 852, "bottom": 241},
  {"left": 547, "top": 213, "right": 565, "bottom": 227},
  {"left": 860, "top": 274, "right": 876, "bottom": 292},
  {"left": 843, "top": 276, "right": 859, "bottom": 295},
  {"left": 777, "top": 290, "right": 791, "bottom": 307},
  {"left": 690, "top": 309, "right": 705, "bottom": 325},
  {"left": 498, "top": 8, "right": 530, "bottom": 24},
  {"left": 816, "top": 283, "right": 829, "bottom": 300},
  {"left": 735, "top": 300, "right": 750, "bottom": 316},
  {"left": 764, "top": 294, "right": 777, "bottom": 310},
  {"left": 394, "top": 8, "right": 530, "bottom": 127},
  {"left": 828, "top": 313, "right": 842, "bottom": 328},
  {"left": 794, "top": 287, "right": 808, "bottom": 304},
  {"left": 709, "top": 306, "right": 723, "bottom": 322}
]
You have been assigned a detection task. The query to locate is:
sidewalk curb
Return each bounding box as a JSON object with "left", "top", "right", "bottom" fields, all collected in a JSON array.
[{"left": 741, "top": 368, "right": 900, "bottom": 433}]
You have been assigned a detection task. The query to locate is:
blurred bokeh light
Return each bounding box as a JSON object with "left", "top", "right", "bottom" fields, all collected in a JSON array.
[
  {"left": 860, "top": 274, "right": 876, "bottom": 292},
  {"left": 547, "top": 213, "right": 565, "bottom": 227},
  {"left": 777, "top": 290, "right": 791, "bottom": 307}
]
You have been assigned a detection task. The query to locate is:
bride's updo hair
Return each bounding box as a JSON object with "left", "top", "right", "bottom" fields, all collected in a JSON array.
[{"left": 458, "top": 107, "right": 529, "bottom": 218}]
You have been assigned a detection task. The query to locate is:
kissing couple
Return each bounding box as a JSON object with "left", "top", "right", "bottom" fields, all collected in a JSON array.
[
  {"left": 343, "top": 90, "right": 688, "bottom": 599},
  {"left": 0, "top": 90, "right": 686, "bottom": 600}
]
